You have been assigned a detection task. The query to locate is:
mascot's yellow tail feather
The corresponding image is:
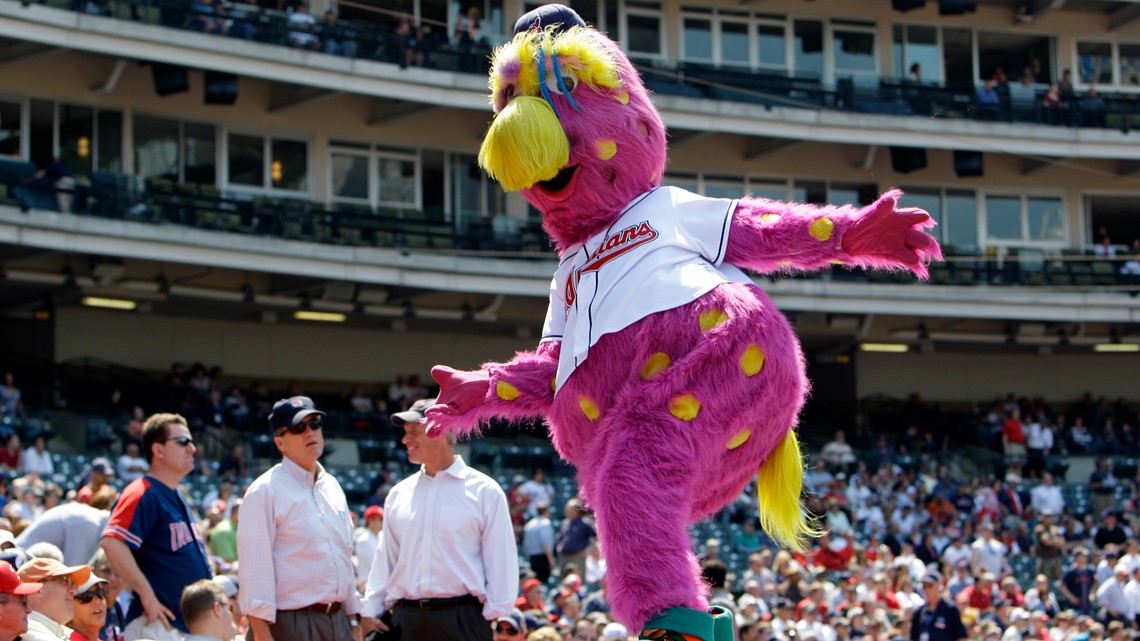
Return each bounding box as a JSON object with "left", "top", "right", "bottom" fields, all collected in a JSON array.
[{"left": 756, "top": 430, "right": 820, "bottom": 552}]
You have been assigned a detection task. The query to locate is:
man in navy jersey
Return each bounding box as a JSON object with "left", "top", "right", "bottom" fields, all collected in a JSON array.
[{"left": 102, "top": 413, "right": 212, "bottom": 640}]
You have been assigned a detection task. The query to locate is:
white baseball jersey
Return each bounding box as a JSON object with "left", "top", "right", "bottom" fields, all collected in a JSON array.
[{"left": 541, "top": 186, "right": 750, "bottom": 393}]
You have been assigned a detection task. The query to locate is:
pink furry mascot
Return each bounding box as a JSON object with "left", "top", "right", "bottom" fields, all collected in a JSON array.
[{"left": 425, "top": 6, "right": 941, "bottom": 640}]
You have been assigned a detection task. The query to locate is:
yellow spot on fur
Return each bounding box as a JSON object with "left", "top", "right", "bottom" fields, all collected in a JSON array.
[
  {"left": 579, "top": 396, "right": 600, "bottom": 421},
  {"left": 760, "top": 214, "right": 779, "bottom": 223},
  {"left": 740, "top": 344, "right": 765, "bottom": 377},
  {"left": 809, "top": 217, "right": 835, "bottom": 241},
  {"left": 641, "top": 352, "right": 671, "bottom": 379},
  {"left": 756, "top": 430, "right": 821, "bottom": 551},
  {"left": 699, "top": 309, "right": 728, "bottom": 332},
  {"left": 595, "top": 139, "right": 617, "bottom": 160},
  {"left": 829, "top": 259, "right": 844, "bottom": 265},
  {"left": 615, "top": 91, "right": 630, "bottom": 105},
  {"left": 669, "top": 394, "right": 701, "bottom": 421},
  {"left": 727, "top": 429, "right": 752, "bottom": 450},
  {"left": 496, "top": 381, "right": 520, "bottom": 401}
]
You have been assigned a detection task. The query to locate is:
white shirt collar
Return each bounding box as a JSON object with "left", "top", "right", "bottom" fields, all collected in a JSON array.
[{"left": 281, "top": 455, "right": 325, "bottom": 484}]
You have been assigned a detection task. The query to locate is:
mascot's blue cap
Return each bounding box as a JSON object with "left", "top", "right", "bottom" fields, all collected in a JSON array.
[{"left": 513, "top": 4, "right": 586, "bottom": 34}]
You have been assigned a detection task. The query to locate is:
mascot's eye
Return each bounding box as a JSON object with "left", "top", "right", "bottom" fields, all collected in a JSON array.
[{"left": 545, "top": 70, "right": 579, "bottom": 95}]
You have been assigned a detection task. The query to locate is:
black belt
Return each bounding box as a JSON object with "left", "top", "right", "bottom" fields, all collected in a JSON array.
[
  {"left": 288, "top": 602, "right": 343, "bottom": 614},
  {"left": 397, "top": 595, "right": 480, "bottom": 610}
]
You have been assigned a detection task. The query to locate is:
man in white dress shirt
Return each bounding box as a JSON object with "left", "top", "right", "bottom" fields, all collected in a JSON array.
[
  {"left": 238, "top": 397, "right": 361, "bottom": 641},
  {"left": 362, "top": 398, "right": 517, "bottom": 641}
]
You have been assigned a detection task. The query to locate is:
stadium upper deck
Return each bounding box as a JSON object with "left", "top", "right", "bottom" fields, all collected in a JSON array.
[{"left": 0, "top": 0, "right": 1136, "bottom": 406}]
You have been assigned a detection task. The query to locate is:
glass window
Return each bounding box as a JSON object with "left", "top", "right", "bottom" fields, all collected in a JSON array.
[
  {"left": 228, "top": 133, "right": 264, "bottom": 187},
  {"left": 627, "top": 14, "right": 661, "bottom": 55},
  {"left": 894, "top": 25, "right": 940, "bottom": 85},
  {"left": 134, "top": 115, "right": 180, "bottom": 181},
  {"left": 977, "top": 32, "right": 1054, "bottom": 86},
  {"left": 29, "top": 100, "right": 53, "bottom": 167},
  {"left": 704, "top": 178, "right": 744, "bottom": 199},
  {"left": 986, "top": 195, "right": 1022, "bottom": 241},
  {"left": 331, "top": 152, "right": 369, "bottom": 201},
  {"left": 271, "top": 139, "right": 307, "bottom": 191},
  {"left": 793, "top": 180, "right": 826, "bottom": 204},
  {"left": 378, "top": 155, "right": 416, "bottom": 206},
  {"left": 749, "top": 180, "right": 788, "bottom": 201},
  {"left": 96, "top": 111, "right": 122, "bottom": 173},
  {"left": 1121, "top": 44, "right": 1140, "bottom": 87},
  {"left": 683, "top": 18, "right": 712, "bottom": 61},
  {"left": 793, "top": 20, "right": 824, "bottom": 79},
  {"left": 1027, "top": 197, "right": 1064, "bottom": 241},
  {"left": 943, "top": 28, "right": 974, "bottom": 87},
  {"left": 900, "top": 189, "right": 942, "bottom": 229},
  {"left": 664, "top": 173, "right": 698, "bottom": 193},
  {"left": 58, "top": 104, "right": 93, "bottom": 177},
  {"left": 422, "top": 150, "right": 445, "bottom": 220},
  {"left": 721, "top": 21, "right": 750, "bottom": 66},
  {"left": 833, "top": 29, "right": 875, "bottom": 75},
  {"left": 0, "top": 100, "right": 22, "bottom": 158},
  {"left": 757, "top": 23, "right": 787, "bottom": 69},
  {"left": 829, "top": 183, "right": 876, "bottom": 206},
  {"left": 1077, "top": 42, "right": 1113, "bottom": 85},
  {"left": 184, "top": 123, "right": 216, "bottom": 186},
  {"left": 945, "top": 190, "right": 978, "bottom": 251}
]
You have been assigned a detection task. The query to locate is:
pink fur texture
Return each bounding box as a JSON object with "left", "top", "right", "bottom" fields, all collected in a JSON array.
[{"left": 427, "top": 5, "right": 941, "bottom": 634}]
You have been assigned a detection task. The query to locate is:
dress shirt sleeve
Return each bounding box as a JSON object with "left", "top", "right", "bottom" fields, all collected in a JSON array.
[
  {"left": 237, "top": 481, "right": 279, "bottom": 623},
  {"left": 480, "top": 485, "right": 519, "bottom": 620},
  {"left": 362, "top": 494, "right": 398, "bottom": 617}
]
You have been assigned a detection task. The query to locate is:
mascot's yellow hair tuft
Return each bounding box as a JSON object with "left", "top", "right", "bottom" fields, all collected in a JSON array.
[
  {"left": 755, "top": 430, "right": 820, "bottom": 551},
  {"left": 478, "top": 96, "right": 569, "bottom": 191}
]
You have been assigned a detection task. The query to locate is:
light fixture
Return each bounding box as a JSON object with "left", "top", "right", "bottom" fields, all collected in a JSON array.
[
  {"left": 271, "top": 160, "right": 283, "bottom": 183},
  {"left": 82, "top": 296, "right": 137, "bottom": 311},
  {"left": 859, "top": 343, "right": 910, "bottom": 353},
  {"left": 1094, "top": 343, "right": 1138, "bottom": 353},
  {"left": 294, "top": 310, "right": 345, "bottom": 323},
  {"left": 77, "top": 136, "right": 90, "bottom": 159}
]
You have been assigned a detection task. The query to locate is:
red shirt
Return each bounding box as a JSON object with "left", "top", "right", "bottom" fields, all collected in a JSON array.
[
  {"left": 0, "top": 447, "right": 19, "bottom": 470},
  {"left": 1003, "top": 419, "right": 1025, "bottom": 444}
]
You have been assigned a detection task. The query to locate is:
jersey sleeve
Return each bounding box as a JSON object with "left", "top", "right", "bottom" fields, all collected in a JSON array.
[
  {"left": 102, "top": 478, "right": 150, "bottom": 550},
  {"left": 540, "top": 272, "right": 567, "bottom": 343},
  {"left": 668, "top": 187, "right": 736, "bottom": 267}
]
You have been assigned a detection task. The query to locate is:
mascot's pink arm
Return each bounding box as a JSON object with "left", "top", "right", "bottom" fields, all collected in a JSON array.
[
  {"left": 425, "top": 342, "right": 559, "bottom": 439},
  {"left": 725, "top": 189, "right": 942, "bottom": 278}
]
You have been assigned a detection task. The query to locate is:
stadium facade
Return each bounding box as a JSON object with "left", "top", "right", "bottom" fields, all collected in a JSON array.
[{"left": 0, "top": 0, "right": 1137, "bottom": 426}]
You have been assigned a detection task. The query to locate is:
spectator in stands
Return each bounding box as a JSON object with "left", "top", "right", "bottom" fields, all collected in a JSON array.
[
  {"left": 207, "top": 500, "right": 237, "bottom": 564},
  {"left": 1094, "top": 510, "right": 1130, "bottom": 550},
  {"left": 515, "top": 578, "right": 546, "bottom": 615},
  {"left": 18, "top": 557, "right": 90, "bottom": 641},
  {"left": 222, "top": 387, "right": 249, "bottom": 430},
  {"left": 0, "top": 435, "right": 21, "bottom": 474},
  {"left": 976, "top": 80, "right": 1001, "bottom": 117},
  {"left": 1095, "top": 564, "right": 1131, "bottom": 623},
  {"left": 116, "top": 442, "right": 148, "bottom": 483},
  {"left": 557, "top": 498, "right": 596, "bottom": 577},
  {"left": 522, "top": 503, "right": 555, "bottom": 584},
  {"left": 517, "top": 469, "right": 554, "bottom": 520},
  {"left": 1061, "top": 547, "right": 1097, "bottom": 615},
  {"left": 354, "top": 505, "right": 383, "bottom": 583},
  {"left": 1079, "top": 87, "right": 1107, "bottom": 125},
  {"left": 16, "top": 486, "right": 43, "bottom": 524},
  {"left": 215, "top": 445, "right": 244, "bottom": 481},
  {"left": 361, "top": 398, "right": 517, "bottom": 641},
  {"left": 69, "top": 573, "right": 109, "bottom": 641},
  {"left": 0, "top": 373, "right": 23, "bottom": 420},
  {"left": 1023, "top": 574, "right": 1060, "bottom": 619},
  {"left": 180, "top": 579, "right": 235, "bottom": 641},
  {"left": 101, "top": 412, "right": 211, "bottom": 640},
  {"left": 1033, "top": 509, "right": 1065, "bottom": 583},
  {"left": 1042, "top": 83, "right": 1066, "bottom": 123},
  {"left": 1094, "top": 235, "right": 1118, "bottom": 259},
  {"left": 1030, "top": 473, "right": 1064, "bottom": 516},
  {"left": 21, "top": 436, "right": 53, "bottom": 477},
  {"left": 30, "top": 158, "right": 75, "bottom": 214},
  {"left": 238, "top": 396, "right": 359, "bottom": 641},
  {"left": 491, "top": 608, "right": 527, "bottom": 641},
  {"left": 16, "top": 486, "right": 115, "bottom": 566},
  {"left": 76, "top": 458, "right": 114, "bottom": 505},
  {"left": 822, "top": 430, "right": 857, "bottom": 473},
  {"left": 89, "top": 548, "right": 126, "bottom": 641},
  {"left": 0, "top": 562, "right": 41, "bottom": 641},
  {"left": 1002, "top": 409, "right": 1027, "bottom": 463},
  {"left": 319, "top": 11, "right": 356, "bottom": 58},
  {"left": 387, "top": 375, "right": 411, "bottom": 409}
]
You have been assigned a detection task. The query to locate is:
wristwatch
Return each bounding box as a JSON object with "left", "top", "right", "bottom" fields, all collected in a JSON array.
[{"left": 350, "top": 615, "right": 360, "bottom": 628}]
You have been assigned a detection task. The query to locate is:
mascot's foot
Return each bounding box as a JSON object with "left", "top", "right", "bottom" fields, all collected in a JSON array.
[{"left": 640, "top": 606, "right": 734, "bottom": 641}]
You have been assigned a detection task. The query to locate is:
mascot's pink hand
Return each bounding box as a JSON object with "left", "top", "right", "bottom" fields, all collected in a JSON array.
[
  {"left": 430, "top": 365, "right": 490, "bottom": 414},
  {"left": 842, "top": 198, "right": 938, "bottom": 271}
]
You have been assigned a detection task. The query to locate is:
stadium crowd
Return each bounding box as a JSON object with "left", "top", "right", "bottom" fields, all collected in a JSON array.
[{"left": 0, "top": 362, "right": 1137, "bottom": 641}]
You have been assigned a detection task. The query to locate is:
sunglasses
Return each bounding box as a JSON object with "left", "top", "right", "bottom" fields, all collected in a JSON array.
[
  {"left": 75, "top": 587, "right": 108, "bottom": 604},
  {"left": 493, "top": 624, "right": 519, "bottom": 634},
  {"left": 277, "top": 418, "right": 324, "bottom": 437},
  {"left": 164, "top": 436, "right": 194, "bottom": 447}
]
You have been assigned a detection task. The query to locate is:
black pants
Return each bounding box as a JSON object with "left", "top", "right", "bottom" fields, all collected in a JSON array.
[
  {"left": 269, "top": 609, "right": 354, "bottom": 641},
  {"left": 393, "top": 598, "right": 491, "bottom": 641},
  {"left": 530, "top": 554, "right": 552, "bottom": 583}
]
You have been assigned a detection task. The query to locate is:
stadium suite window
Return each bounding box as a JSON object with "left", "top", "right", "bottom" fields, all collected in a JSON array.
[
  {"left": 226, "top": 133, "right": 308, "bottom": 193},
  {"left": 624, "top": 1, "right": 663, "bottom": 57},
  {"left": 976, "top": 31, "right": 1054, "bottom": 85},
  {"left": 0, "top": 100, "right": 21, "bottom": 157},
  {"left": 900, "top": 188, "right": 980, "bottom": 253},
  {"left": 893, "top": 24, "right": 941, "bottom": 85},
  {"left": 329, "top": 144, "right": 419, "bottom": 209},
  {"left": 832, "top": 23, "right": 876, "bottom": 77},
  {"left": 1078, "top": 41, "right": 1140, "bottom": 88},
  {"left": 984, "top": 194, "right": 1065, "bottom": 245}
]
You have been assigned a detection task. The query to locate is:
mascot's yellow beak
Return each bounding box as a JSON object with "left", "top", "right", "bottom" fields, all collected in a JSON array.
[{"left": 478, "top": 96, "right": 570, "bottom": 192}]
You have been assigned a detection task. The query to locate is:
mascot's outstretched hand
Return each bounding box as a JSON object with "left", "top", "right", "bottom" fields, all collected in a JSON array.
[{"left": 841, "top": 190, "right": 941, "bottom": 274}]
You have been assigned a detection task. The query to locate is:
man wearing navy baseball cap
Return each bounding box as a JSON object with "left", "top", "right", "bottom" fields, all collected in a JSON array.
[{"left": 239, "top": 396, "right": 361, "bottom": 641}]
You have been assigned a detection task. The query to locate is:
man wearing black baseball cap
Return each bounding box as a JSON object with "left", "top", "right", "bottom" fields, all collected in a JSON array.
[
  {"left": 361, "top": 398, "right": 517, "bottom": 641},
  {"left": 910, "top": 571, "right": 967, "bottom": 641},
  {"left": 238, "top": 397, "right": 360, "bottom": 641}
]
